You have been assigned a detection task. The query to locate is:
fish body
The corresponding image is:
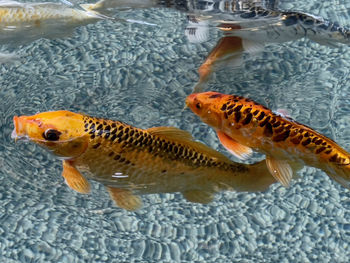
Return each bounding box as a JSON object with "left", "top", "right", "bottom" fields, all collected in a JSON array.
[
  {"left": 0, "top": 1, "right": 104, "bottom": 46},
  {"left": 12, "top": 110, "right": 276, "bottom": 210},
  {"left": 186, "top": 92, "right": 350, "bottom": 189}
]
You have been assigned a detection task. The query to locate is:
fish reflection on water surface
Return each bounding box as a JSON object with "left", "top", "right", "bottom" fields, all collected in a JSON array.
[
  {"left": 84, "top": 0, "right": 350, "bottom": 88},
  {"left": 186, "top": 92, "right": 350, "bottom": 190},
  {"left": 12, "top": 110, "right": 278, "bottom": 211}
]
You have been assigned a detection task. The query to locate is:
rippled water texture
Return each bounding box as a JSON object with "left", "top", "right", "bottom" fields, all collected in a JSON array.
[{"left": 1, "top": 0, "right": 350, "bottom": 262}]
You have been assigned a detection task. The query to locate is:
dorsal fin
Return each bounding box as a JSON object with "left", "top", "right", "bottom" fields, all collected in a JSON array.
[
  {"left": 147, "top": 126, "right": 232, "bottom": 162},
  {"left": 147, "top": 126, "right": 194, "bottom": 141}
]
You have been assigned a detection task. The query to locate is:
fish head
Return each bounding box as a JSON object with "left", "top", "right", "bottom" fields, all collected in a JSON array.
[
  {"left": 186, "top": 92, "right": 226, "bottom": 128},
  {"left": 12, "top": 110, "right": 89, "bottom": 160}
]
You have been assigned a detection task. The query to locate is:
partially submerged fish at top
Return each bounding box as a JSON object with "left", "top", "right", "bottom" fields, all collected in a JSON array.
[
  {"left": 81, "top": 0, "right": 350, "bottom": 88},
  {"left": 193, "top": 4, "right": 350, "bottom": 88},
  {"left": 186, "top": 91, "right": 350, "bottom": 190},
  {"left": 81, "top": 0, "right": 278, "bottom": 15},
  {"left": 81, "top": 0, "right": 350, "bottom": 47},
  {"left": 0, "top": 0, "right": 108, "bottom": 48},
  {"left": 12, "top": 110, "right": 277, "bottom": 210}
]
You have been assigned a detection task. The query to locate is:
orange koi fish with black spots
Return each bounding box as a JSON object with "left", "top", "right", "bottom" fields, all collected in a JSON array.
[
  {"left": 12, "top": 110, "right": 277, "bottom": 210},
  {"left": 186, "top": 91, "right": 350, "bottom": 189}
]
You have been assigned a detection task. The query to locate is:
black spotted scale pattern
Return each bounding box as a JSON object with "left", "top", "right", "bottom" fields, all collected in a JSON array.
[
  {"left": 218, "top": 95, "right": 350, "bottom": 166},
  {"left": 82, "top": 115, "right": 248, "bottom": 173}
]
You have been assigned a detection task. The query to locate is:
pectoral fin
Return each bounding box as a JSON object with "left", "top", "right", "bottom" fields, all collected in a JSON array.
[
  {"left": 107, "top": 187, "right": 142, "bottom": 211},
  {"left": 182, "top": 190, "right": 214, "bottom": 204},
  {"left": 265, "top": 156, "right": 293, "bottom": 187},
  {"left": 62, "top": 160, "right": 90, "bottom": 194},
  {"left": 217, "top": 131, "right": 253, "bottom": 160}
]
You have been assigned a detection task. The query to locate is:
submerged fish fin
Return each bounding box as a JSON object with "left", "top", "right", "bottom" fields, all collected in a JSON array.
[
  {"left": 288, "top": 160, "right": 303, "bottom": 178},
  {"left": 107, "top": 187, "right": 142, "bottom": 211},
  {"left": 182, "top": 190, "right": 214, "bottom": 204},
  {"left": 217, "top": 130, "right": 253, "bottom": 161},
  {"left": 330, "top": 175, "right": 350, "bottom": 189},
  {"left": 223, "top": 53, "right": 244, "bottom": 69},
  {"left": 192, "top": 81, "right": 207, "bottom": 93},
  {"left": 148, "top": 127, "right": 233, "bottom": 162},
  {"left": 242, "top": 39, "right": 265, "bottom": 53},
  {"left": 265, "top": 156, "right": 293, "bottom": 187},
  {"left": 197, "top": 36, "right": 244, "bottom": 86},
  {"left": 62, "top": 160, "right": 90, "bottom": 194}
]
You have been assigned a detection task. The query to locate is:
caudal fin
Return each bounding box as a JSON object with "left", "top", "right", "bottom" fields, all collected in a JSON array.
[
  {"left": 231, "top": 158, "right": 302, "bottom": 192},
  {"left": 233, "top": 160, "right": 278, "bottom": 192}
]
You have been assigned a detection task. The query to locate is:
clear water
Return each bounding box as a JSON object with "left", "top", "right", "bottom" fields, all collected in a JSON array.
[{"left": 1, "top": 0, "right": 350, "bottom": 262}]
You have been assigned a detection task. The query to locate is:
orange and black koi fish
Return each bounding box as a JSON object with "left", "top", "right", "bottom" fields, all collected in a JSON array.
[
  {"left": 186, "top": 91, "right": 350, "bottom": 189},
  {"left": 12, "top": 110, "right": 276, "bottom": 210}
]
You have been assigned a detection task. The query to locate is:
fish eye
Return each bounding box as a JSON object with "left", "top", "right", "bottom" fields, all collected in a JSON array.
[
  {"left": 43, "top": 129, "right": 61, "bottom": 141},
  {"left": 196, "top": 102, "right": 201, "bottom": 109}
]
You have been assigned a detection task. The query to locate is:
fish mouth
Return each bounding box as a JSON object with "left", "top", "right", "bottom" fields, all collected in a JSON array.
[
  {"left": 185, "top": 93, "right": 197, "bottom": 107},
  {"left": 11, "top": 128, "right": 29, "bottom": 142},
  {"left": 12, "top": 116, "right": 29, "bottom": 142}
]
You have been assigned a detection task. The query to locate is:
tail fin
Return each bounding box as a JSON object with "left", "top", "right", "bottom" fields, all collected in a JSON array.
[
  {"left": 229, "top": 159, "right": 302, "bottom": 192},
  {"left": 232, "top": 160, "right": 278, "bottom": 192}
]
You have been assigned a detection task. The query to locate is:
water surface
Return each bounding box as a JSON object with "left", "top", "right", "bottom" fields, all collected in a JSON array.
[{"left": 1, "top": 0, "right": 350, "bottom": 261}]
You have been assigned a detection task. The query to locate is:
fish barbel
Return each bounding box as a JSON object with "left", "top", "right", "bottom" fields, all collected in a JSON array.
[
  {"left": 12, "top": 110, "right": 277, "bottom": 210},
  {"left": 186, "top": 92, "right": 350, "bottom": 189}
]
